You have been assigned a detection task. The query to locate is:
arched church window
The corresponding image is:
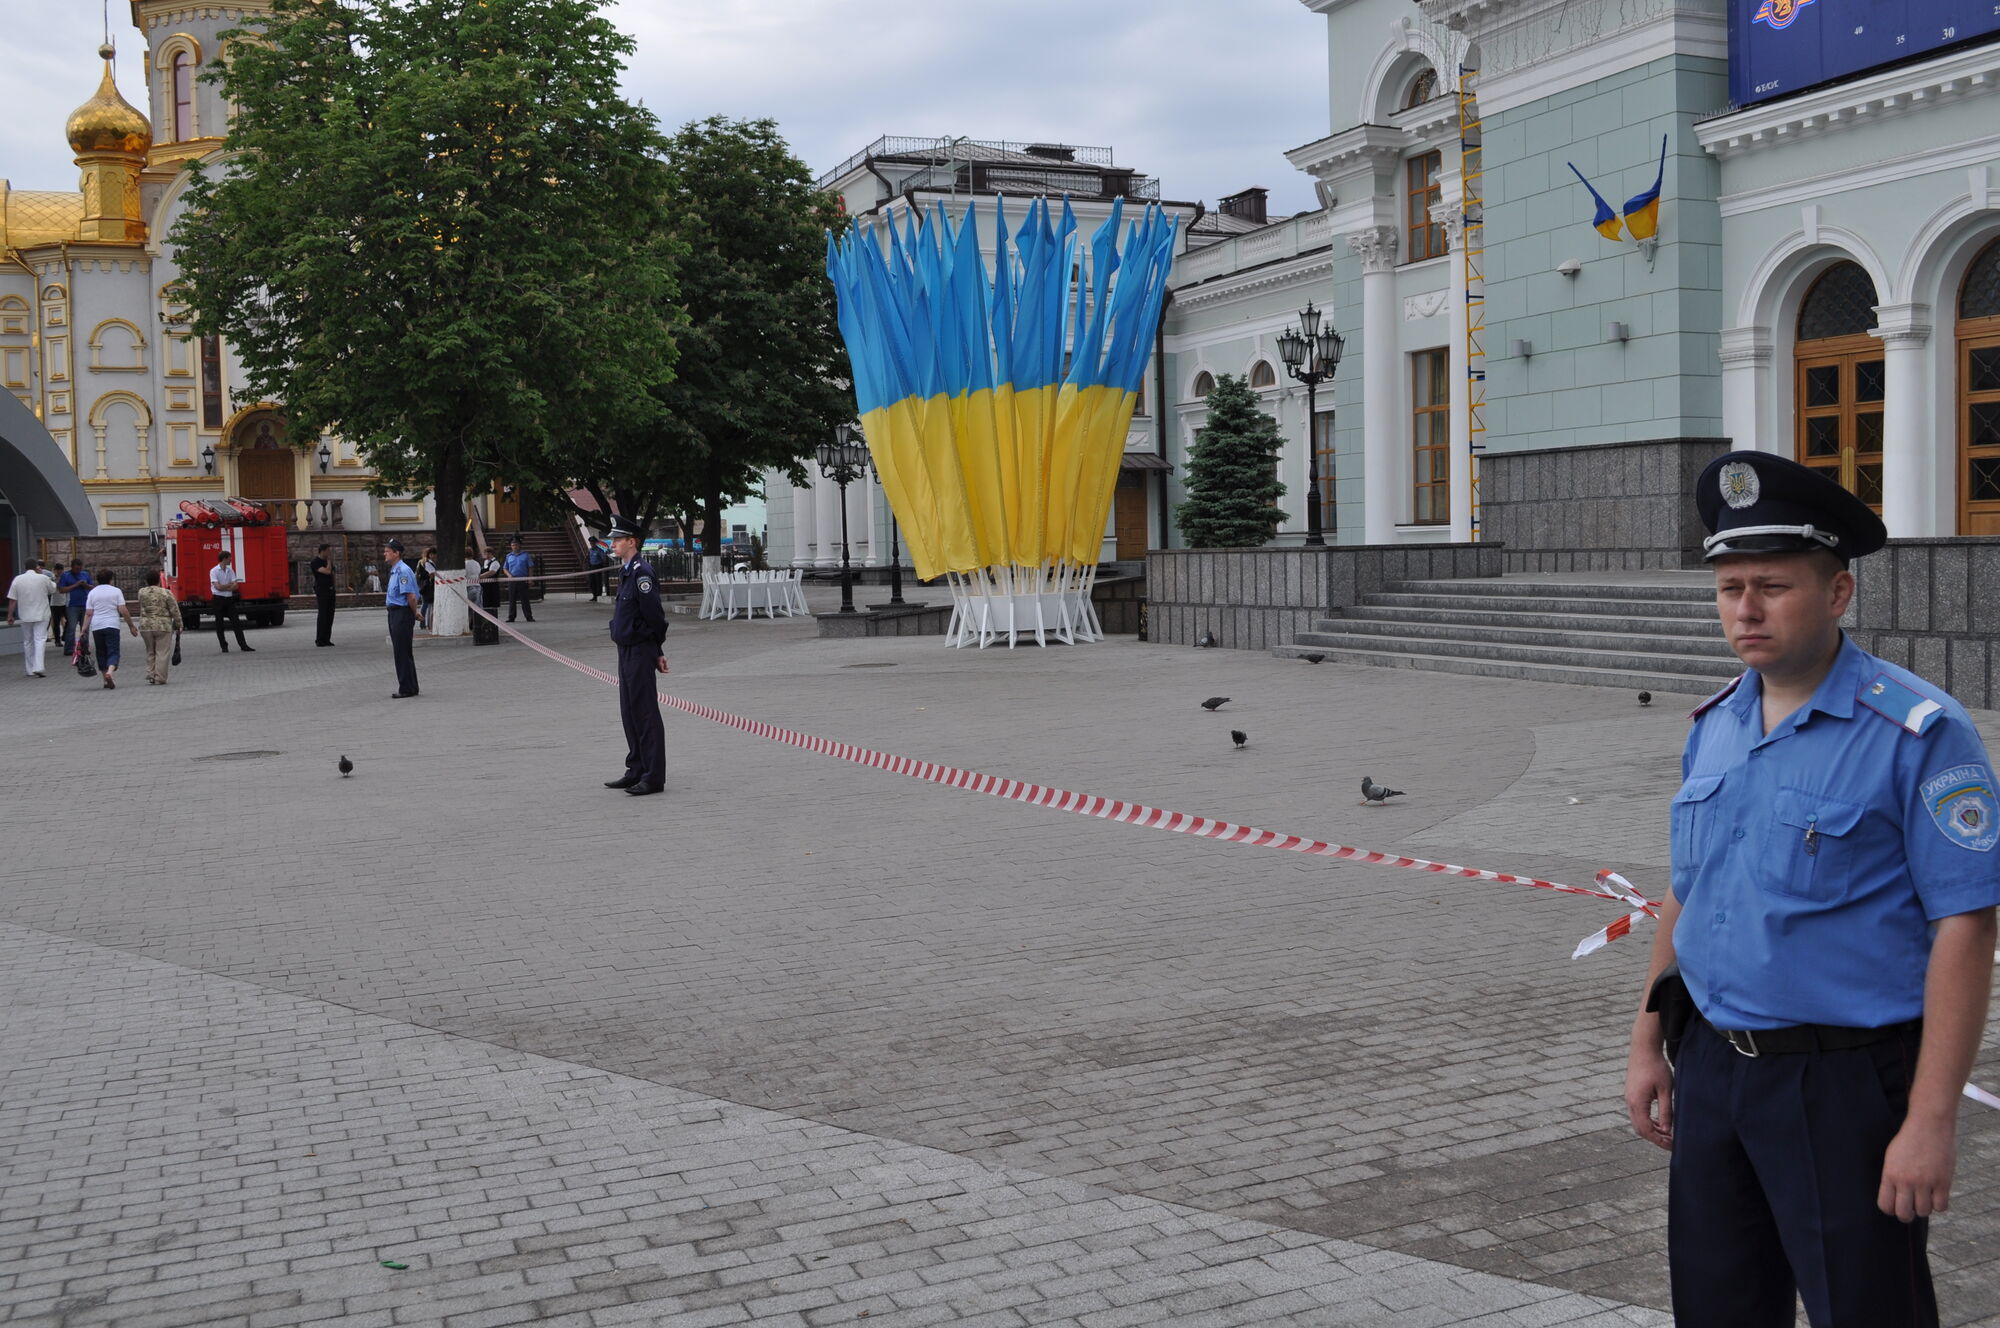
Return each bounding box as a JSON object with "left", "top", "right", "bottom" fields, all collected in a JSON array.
[
  {"left": 173, "top": 51, "right": 194, "bottom": 141},
  {"left": 1403, "top": 67, "right": 1438, "bottom": 109},
  {"left": 1192, "top": 371, "right": 1214, "bottom": 399},
  {"left": 1794, "top": 261, "right": 1883, "bottom": 509},
  {"left": 1956, "top": 237, "right": 2000, "bottom": 533},
  {"left": 1249, "top": 361, "right": 1277, "bottom": 389}
]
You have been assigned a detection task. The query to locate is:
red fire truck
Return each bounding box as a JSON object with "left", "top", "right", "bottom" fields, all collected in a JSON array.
[{"left": 163, "top": 499, "right": 291, "bottom": 630}]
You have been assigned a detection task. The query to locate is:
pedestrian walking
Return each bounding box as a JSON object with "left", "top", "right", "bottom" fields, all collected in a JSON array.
[
  {"left": 382, "top": 539, "right": 421, "bottom": 699},
  {"left": 1624, "top": 451, "right": 2000, "bottom": 1328},
  {"left": 602, "top": 518, "right": 668, "bottom": 796},
  {"left": 6, "top": 558, "right": 55, "bottom": 676},
  {"left": 208, "top": 550, "right": 254, "bottom": 652},
  {"left": 503, "top": 535, "right": 535, "bottom": 623},
  {"left": 82, "top": 570, "right": 136, "bottom": 689},
  {"left": 418, "top": 546, "right": 437, "bottom": 631},
  {"left": 311, "top": 542, "right": 337, "bottom": 646},
  {"left": 55, "top": 559, "right": 92, "bottom": 654},
  {"left": 39, "top": 562, "right": 60, "bottom": 645},
  {"left": 135, "top": 570, "right": 183, "bottom": 685},
  {"left": 586, "top": 536, "right": 610, "bottom": 601}
]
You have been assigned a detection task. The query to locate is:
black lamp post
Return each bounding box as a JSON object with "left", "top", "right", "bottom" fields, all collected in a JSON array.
[
  {"left": 317, "top": 441, "right": 332, "bottom": 473},
  {"left": 1276, "top": 301, "right": 1344, "bottom": 547},
  {"left": 815, "top": 423, "right": 868, "bottom": 614},
  {"left": 200, "top": 443, "right": 215, "bottom": 476},
  {"left": 865, "top": 448, "right": 908, "bottom": 607}
]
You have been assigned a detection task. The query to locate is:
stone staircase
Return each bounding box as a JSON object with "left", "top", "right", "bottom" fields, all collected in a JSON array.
[{"left": 1272, "top": 575, "right": 1737, "bottom": 696}]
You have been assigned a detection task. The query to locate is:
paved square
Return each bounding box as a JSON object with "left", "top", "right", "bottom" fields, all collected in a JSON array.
[{"left": 3, "top": 596, "right": 1996, "bottom": 1325}]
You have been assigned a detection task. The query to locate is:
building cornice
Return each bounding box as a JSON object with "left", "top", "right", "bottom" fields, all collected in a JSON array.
[
  {"left": 1286, "top": 124, "right": 1406, "bottom": 184},
  {"left": 131, "top": 5, "right": 266, "bottom": 32},
  {"left": 1716, "top": 130, "right": 2000, "bottom": 216},
  {"left": 1171, "top": 250, "right": 1336, "bottom": 312},
  {"left": 1697, "top": 42, "right": 2000, "bottom": 160}
]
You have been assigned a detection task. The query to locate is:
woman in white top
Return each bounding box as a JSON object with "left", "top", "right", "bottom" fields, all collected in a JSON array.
[{"left": 83, "top": 570, "right": 137, "bottom": 688}]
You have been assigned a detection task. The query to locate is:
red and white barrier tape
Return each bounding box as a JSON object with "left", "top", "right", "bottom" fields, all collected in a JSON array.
[{"left": 462, "top": 599, "right": 1655, "bottom": 936}]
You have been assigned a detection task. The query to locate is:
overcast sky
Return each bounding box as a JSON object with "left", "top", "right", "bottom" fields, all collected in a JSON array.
[{"left": 3, "top": 0, "right": 1328, "bottom": 217}]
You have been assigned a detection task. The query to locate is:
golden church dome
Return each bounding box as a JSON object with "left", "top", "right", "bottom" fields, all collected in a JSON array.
[{"left": 66, "top": 48, "right": 152, "bottom": 158}]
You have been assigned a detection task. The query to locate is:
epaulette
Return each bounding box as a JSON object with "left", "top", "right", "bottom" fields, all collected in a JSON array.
[
  {"left": 1689, "top": 674, "right": 1744, "bottom": 719},
  {"left": 1858, "top": 672, "right": 1945, "bottom": 735}
]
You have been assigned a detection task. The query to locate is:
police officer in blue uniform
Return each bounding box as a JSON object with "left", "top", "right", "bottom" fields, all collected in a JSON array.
[
  {"left": 1625, "top": 451, "right": 2000, "bottom": 1327},
  {"left": 602, "top": 517, "right": 668, "bottom": 796}
]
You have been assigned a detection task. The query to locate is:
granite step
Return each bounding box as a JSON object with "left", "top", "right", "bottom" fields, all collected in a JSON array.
[
  {"left": 1269, "top": 642, "right": 1727, "bottom": 696},
  {"left": 1285, "top": 629, "right": 1743, "bottom": 679},
  {"left": 1309, "top": 614, "right": 1738, "bottom": 658},
  {"left": 1330, "top": 604, "right": 1727, "bottom": 639}
]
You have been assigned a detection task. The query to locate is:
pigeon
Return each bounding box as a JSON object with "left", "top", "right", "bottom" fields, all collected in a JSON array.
[
  {"left": 337, "top": 755, "right": 353, "bottom": 777},
  {"left": 1200, "top": 697, "right": 1230, "bottom": 711},
  {"left": 1300, "top": 653, "right": 1326, "bottom": 664},
  {"left": 1230, "top": 730, "right": 1248, "bottom": 749},
  {"left": 1637, "top": 691, "right": 1653, "bottom": 706},
  {"left": 1196, "top": 630, "right": 1217, "bottom": 648},
  {"left": 1359, "top": 775, "right": 1404, "bottom": 805}
]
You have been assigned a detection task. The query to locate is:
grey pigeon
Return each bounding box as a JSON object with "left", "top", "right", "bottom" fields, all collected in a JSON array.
[
  {"left": 1301, "top": 653, "right": 1326, "bottom": 664},
  {"left": 1637, "top": 691, "right": 1653, "bottom": 706},
  {"left": 1201, "top": 697, "right": 1230, "bottom": 711},
  {"left": 337, "top": 755, "right": 353, "bottom": 777},
  {"left": 1196, "top": 630, "right": 1217, "bottom": 648},
  {"left": 1230, "top": 730, "right": 1248, "bottom": 749},
  {"left": 1359, "top": 775, "right": 1404, "bottom": 805}
]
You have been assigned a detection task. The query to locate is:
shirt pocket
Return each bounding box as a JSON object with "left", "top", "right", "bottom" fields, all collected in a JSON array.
[
  {"left": 1672, "top": 774, "right": 1725, "bottom": 877},
  {"left": 1772, "top": 786, "right": 1867, "bottom": 902}
]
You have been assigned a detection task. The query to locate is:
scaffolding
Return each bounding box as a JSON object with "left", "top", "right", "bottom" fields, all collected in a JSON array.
[{"left": 1458, "top": 63, "right": 1487, "bottom": 537}]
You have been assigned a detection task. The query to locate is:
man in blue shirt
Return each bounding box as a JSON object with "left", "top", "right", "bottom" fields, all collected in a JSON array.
[
  {"left": 586, "top": 537, "right": 610, "bottom": 602},
  {"left": 503, "top": 535, "right": 536, "bottom": 623},
  {"left": 602, "top": 517, "right": 667, "bottom": 796},
  {"left": 55, "top": 559, "right": 92, "bottom": 655},
  {"left": 1626, "top": 452, "right": 2000, "bottom": 1327},
  {"left": 382, "top": 539, "right": 421, "bottom": 699}
]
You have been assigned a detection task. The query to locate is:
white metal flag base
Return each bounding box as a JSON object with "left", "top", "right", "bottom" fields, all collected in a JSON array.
[{"left": 943, "top": 563, "right": 1103, "bottom": 649}]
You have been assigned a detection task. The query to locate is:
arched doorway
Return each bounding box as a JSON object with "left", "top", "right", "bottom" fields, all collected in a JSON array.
[
  {"left": 230, "top": 410, "right": 296, "bottom": 500},
  {"left": 1793, "top": 261, "right": 1884, "bottom": 511},
  {"left": 1958, "top": 237, "right": 2000, "bottom": 534}
]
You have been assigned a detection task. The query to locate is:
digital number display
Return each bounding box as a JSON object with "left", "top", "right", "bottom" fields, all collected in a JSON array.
[{"left": 1729, "top": 0, "right": 2000, "bottom": 107}]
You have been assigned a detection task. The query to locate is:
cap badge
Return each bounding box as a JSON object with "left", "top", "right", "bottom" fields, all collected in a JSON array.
[{"left": 1719, "top": 461, "right": 1760, "bottom": 510}]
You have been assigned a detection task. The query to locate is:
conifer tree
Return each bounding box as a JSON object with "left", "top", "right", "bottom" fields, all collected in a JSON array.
[{"left": 1175, "top": 375, "right": 1289, "bottom": 548}]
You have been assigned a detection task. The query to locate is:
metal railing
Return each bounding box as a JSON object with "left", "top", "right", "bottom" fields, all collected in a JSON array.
[{"left": 818, "top": 135, "right": 1118, "bottom": 190}]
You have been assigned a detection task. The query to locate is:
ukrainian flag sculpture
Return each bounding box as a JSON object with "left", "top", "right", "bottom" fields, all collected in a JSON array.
[{"left": 827, "top": 196, "right": 1179, "bottom": 646}]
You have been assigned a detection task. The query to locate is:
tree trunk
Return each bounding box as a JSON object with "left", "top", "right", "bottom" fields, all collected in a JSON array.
[
  {"left": 434, "top": 447, "right": 467, "bottom": 568},
  {"left": 703, "top": 483, "right": 726, "bottom": 566}
]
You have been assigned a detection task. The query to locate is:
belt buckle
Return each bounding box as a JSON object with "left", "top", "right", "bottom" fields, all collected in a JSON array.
[{"left": 1723, "top": 1028, "right": 1761, "bottom": 1058}]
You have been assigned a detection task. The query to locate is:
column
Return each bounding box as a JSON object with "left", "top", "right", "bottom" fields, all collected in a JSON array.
[
  {"left": 790, "top": 479, "right": 817, "bottom": 569},
  {"left": 1717, "top": 326, "right": 1773, "bottom": 455},
  {"left": 1349, "top": 225, "right": 1400, "bottom": 545},
  {"left": 813, "top": 471, "right": 840, "bottom": 568},
  {"left": 1434, "top": 203, "right": 1472, "bottom": 542},
  {"left": 1872, "top": 303, "right": 1936, "bottom": 538}
]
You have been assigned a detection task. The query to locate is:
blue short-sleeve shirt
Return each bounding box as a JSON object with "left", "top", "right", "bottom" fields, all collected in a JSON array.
[
  {"left": 504, "top": 551, "right": 533, "bottom": 577},
  {"left": 385, "top": 560, "right": 419, "bottom": 609},
  {"left": 1672, "top": 635, "right": 2000, "bottom": 1030}
]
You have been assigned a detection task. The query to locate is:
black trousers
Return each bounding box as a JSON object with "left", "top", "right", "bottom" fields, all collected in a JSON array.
[
  {"left": 1670, "top": 1018, "right": 1935, "bottom": 1328},
  {"left": 387, "top": 605, "right": 418, "bottom": 695},
  {"left": 589, "top": 569, "right": 606, "bottom": 600},
  {"left": 316, "top": 590, "right": 336, "bottom": 644},
  {"left": 212, "top": 596, "right": 249, "bottom": 648},
  {"left": 618, "top": 644, "right": 665, "bottom": 786},
  {"left": 506, "top": 581, "right": 534, "bottom": 621}
]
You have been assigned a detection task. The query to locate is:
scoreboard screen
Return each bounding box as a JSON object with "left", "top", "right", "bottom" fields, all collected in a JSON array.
[{"left": 1729, "top": 0, "right": 2000, "bottom": 107}]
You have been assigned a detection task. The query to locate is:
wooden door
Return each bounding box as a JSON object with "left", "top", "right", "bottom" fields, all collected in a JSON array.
[
  {"left": 1961, "top": 329, "right": 2000, "bottom": 534},
  {"left": 1794, "top": 334, "right": 1884, "bottom": 511},
  {"left": 494, "top": 483, "right": 523, "bottom": 529},
  {"left": 1114, "top": 472, "right": 1149, "bottom": 559},
  {"left": 237, "top": 447, "right": 296, "bottom": 500}
]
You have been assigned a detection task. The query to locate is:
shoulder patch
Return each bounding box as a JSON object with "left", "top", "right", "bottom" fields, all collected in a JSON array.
[
  {"left": 1689, "top": 674, "right": 1745, "bottom": 720},
  {"left": 1858, "top": 672, "right": 1945, "bottom": 735},
  {"left": 638, "top": 578, "right": 653, "bottom": 594},
  {"left": 1922, "top": 763, "right": 1999, "bottom": 852}
]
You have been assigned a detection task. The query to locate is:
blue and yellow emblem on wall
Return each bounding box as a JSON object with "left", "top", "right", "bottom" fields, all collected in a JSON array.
[
  {"left": 1752, "top": 0, "right": 1817, "bottom": 31},
  {"left": 1922, "top": 763, "right": 2000, "bottom": 852}
]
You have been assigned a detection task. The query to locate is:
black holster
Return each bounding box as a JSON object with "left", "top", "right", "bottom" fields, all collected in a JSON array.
[{"left": 1647, "top": 964, "right": 1695, "bottom": 1066}]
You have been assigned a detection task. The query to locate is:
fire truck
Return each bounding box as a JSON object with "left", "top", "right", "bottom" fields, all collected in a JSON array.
[{"left": 163, "top": 499, "right": 292, "bottom": 630}]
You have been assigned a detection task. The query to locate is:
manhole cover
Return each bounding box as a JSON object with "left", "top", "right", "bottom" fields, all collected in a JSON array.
[
  {"left": 840, "top": 662, "right": 899, "bottom": 669},
  {"left": 193, "top": 750, "right": 282, "bottom": 762}
]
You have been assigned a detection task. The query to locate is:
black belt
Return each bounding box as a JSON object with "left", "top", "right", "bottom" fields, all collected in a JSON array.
[{"left": 1703, "top": 1014, "right": 1919, "bottom": 1058}]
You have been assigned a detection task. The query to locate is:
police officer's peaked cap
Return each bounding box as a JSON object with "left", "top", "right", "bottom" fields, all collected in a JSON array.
[
  {"left": 606, "top": 516, "right": 642, "bottom": 540},
  {"left": 1696, "top": 450, "right": 1887, "bottom": 564}
]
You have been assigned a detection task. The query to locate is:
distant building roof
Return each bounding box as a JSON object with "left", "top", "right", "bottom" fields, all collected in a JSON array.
[{"left": 821, "top": 135, "right": 1164, "bottom": 206}]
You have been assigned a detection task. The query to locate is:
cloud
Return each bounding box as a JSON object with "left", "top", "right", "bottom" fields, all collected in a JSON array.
[{"left": 2, "top": 1, "right": 1328, "bottom": 216}]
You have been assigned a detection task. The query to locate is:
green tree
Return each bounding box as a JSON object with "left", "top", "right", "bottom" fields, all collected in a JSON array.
[
  {"left": 1176, "top": 374, "right": 1289, "bottom": 548},
  {"left": 545, "top": 116, "right": 850, "bottom": 548},
  {"left": 170, "top": 0, "right": 680, "bottom": 567}
]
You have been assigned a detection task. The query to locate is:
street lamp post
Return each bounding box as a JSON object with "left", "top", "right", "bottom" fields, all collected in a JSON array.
[
  {"left": 865, "top": 449, "right": 908, "bottom": 606},
  {"left": 815, "top": 423, "right": 869, "bottom": 615},
  {"left": 1276, "top": 301, "right": 1345, "bottom": 547}
]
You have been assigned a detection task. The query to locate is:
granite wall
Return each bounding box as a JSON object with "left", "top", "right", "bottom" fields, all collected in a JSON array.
[
  {"left": 1479, "top": 438, "right": 1727, "bottom": 571},
  {"left": 1846, "top": 538, "right": 2000, "bottom": 710},
  {"left": 1146, "top": 543, "right": 1503, "bottom": 649}
]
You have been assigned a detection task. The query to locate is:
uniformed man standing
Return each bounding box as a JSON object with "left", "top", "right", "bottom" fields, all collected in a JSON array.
[
  {"left": 1625, "top": 451, "right": 2000, "bottom": 1327},
  {"left": 602, "top": 517, "right": 668, "bottom": 796},
  {"left": 382, "top": 539, "right": 421, "bottom": 699}
]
